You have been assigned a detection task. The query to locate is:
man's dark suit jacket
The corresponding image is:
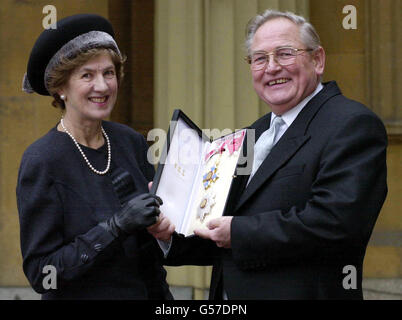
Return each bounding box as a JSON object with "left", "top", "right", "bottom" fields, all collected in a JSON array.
[{"left": 166, "top": 81, "right": 388, "bottom": 299}]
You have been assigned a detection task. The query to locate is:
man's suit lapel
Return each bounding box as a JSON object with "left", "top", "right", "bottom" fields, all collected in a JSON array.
[
  {"left": 235, "top": 132, "right": 310, "bottom": 213},
  {"left": 234, "top": 81, "right": 342, "bottom": 212}
]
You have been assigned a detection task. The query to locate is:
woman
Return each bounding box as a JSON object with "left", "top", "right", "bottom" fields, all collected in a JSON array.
[{"left": 17, "top": 14, "right": 173, "bottom": 300}]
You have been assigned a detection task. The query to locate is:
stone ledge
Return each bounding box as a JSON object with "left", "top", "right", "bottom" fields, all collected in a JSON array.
[
  {"left": 1, "top": 280, "right": 401, "bottom": 300},
  {"left": 363, "top": 278, "right": 402, "bottom": 300}
]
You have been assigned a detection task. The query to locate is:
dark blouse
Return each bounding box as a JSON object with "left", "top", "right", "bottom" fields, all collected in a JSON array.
[{"left": 16, "top": 121, "right": 172, "bottom": 300}]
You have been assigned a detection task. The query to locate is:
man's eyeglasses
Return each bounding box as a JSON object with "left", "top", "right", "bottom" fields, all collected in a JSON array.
[{"left": 245, "top": 47, "right": 314, "bottom": 70}]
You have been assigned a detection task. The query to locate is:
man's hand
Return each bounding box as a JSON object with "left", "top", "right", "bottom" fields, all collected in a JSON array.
[
  {"left": 147, "top": 212, "right": 175, "bottom": 242},
  {"left": 194, "top": 216, "right": 233, "bottom": 248}
]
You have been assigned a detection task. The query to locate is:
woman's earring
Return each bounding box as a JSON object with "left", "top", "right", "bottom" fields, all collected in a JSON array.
[{"left": 60, "top": 94, "right": 66, "bottom": 101}]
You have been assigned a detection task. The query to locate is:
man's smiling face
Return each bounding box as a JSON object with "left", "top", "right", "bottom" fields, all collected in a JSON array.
[{"left": 250, "top": 18, "right": 325, "bottom": 115}]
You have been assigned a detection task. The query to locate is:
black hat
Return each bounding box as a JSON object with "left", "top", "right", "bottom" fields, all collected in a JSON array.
[{"left": 23, "top": 14, "right": 121, "bottom": 96}]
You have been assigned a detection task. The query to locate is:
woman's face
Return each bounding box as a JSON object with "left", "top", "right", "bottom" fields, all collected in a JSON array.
[{"left": 59, "top": 52, "right": 118, "bottom": 123}]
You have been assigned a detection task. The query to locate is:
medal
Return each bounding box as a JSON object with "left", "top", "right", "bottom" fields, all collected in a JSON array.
[
  {"left": 203, "top": 160, "right": 220, "bottom": 190},
  {"left": 197, "top": 192, "right": 216, "bottom": 222}
]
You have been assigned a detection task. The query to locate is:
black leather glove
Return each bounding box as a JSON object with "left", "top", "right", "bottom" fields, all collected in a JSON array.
[{"left": 99, "top": 193, "right": 163, "bottom": 238}]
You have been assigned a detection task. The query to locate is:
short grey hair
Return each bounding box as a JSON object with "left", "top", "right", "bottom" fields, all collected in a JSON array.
[{"left": 245, "top": 10, "right": 321, "bottom": 55}]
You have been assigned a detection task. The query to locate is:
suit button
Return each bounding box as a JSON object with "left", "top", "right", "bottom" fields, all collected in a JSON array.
[
  {"left": 80, "top": 253, "right": 89, "bottom": 263},
  {"left": 94, "top": 243, "right": 102, "bottom": 252}
]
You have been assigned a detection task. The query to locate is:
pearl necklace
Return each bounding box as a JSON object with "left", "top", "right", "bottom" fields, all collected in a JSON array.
[{"left": 60, "top": 118, "right": 111, "bottom": 175}]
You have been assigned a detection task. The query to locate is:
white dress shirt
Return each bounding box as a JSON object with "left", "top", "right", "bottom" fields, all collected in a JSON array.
[{"left": 272, "top": 82, "right": 323, "bottom": 143}]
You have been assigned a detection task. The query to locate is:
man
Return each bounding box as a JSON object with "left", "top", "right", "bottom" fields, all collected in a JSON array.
[{"left": 152, "top": 10, "right": 387, "bottom": 299}]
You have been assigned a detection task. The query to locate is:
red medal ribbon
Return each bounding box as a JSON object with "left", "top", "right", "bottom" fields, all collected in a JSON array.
[{"left": 204, "top": 130, "right": 245, "bottom": 162}]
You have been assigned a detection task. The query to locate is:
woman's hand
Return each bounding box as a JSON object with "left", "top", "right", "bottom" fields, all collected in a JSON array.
[
  {"left": 99, "top": 193, "right": 162, "bottom": 238},
  {"left": 147, "top": 181, "right": 175, "bottom": 241},
  {"left": 147, "top": 212, "right": 175, "bottom": 242}
]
